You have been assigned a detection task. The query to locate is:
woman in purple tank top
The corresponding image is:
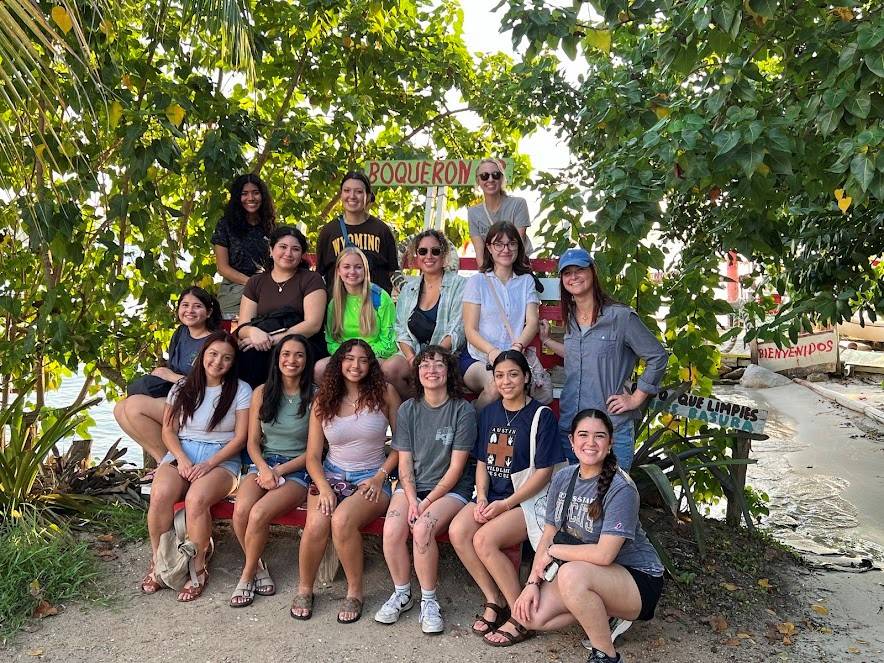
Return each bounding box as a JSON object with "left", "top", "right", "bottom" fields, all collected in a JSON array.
[{"left": 292, "top": 339, "right": 400, "bottom": 624}]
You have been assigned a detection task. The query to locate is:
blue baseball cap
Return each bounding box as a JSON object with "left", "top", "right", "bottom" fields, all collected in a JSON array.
[{"left": 558, "top": 248, "right": 594, "bottom": 272}]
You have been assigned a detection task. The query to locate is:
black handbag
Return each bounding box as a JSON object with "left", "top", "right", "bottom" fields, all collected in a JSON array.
[
  {"left": 236, "top": 306, "right": 302, "bottom": 335},
  {"left": 552, "top": 469, "right": 584, "bottom": 547},
  {"left": 126, "top": 374, "right": 174, "bottom": 398}
]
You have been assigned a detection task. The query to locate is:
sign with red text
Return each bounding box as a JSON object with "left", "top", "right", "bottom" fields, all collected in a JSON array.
[
  {"left": 755, "top": 330, "right": 838, "bottom": 372},
  {"left": 650, "top": 392, "right": 768, "bottom": 434},
  {"left": 365, "top": 158, "right": 514, "bottom": 187}
]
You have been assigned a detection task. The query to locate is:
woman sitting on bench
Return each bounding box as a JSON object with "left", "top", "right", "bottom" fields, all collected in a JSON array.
[
  {"left": 229, "top": 334, "right": 316, "bottom": 608},
  {"left": 292, "top": 339, "right": 400, "bottom": 624},
  {"left": 374, "top": 345, "right": 476, "bottom": 634},
  {"left": 141, "top": 331, "right": 252, "bottom": 601},
  {"left": 449, "top": 349, "right": 563, "bottom": 646}
]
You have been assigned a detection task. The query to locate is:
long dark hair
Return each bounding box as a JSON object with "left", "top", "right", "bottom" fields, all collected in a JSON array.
[
  {"left": 560, "top": 263, "right": 616, "bottom": 329},
  {"left": 178, "top": 286, "right": 221, "bottom": 331},
  {"left": 412, "top": 345, "right": 465, "bottom": 401},
  {"left": 223, "top": 174, "right": 276, "bottom": 236},
  {"left": 340, "top": 170, "right": 375, "bottom": 203},
  {"left": 480, "top": 221, "right": 531, "bottom": 275},
  {"left": 260, "top": 334, "right": 315, "bottom": 421},
  {"left": 570, "top": 408, "right": 618, "bottom": 521},
  {"left": 168, "top": 331, "right": 240, "bottom": 432},
  {"left": 270, "top": 225, "right": 311, "bottom": 271},
  {"left": 491, "top": 349, "right": 532, "bottom": 392},
  {"left": 314, "top": 339, "right": 386, "bottom": 425}
]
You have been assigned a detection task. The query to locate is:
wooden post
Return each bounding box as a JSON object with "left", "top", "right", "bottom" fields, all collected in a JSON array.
[{"left": 726, "top": 434, "right": 751, "bottom": 527}]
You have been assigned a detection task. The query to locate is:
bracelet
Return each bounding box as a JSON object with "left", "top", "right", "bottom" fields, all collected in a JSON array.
[
  {"left": 525, "top": 578, "right": 542, "bottom": 586},
  {"left": 378, "top": 467, "right": 391, "bottom": 481}
]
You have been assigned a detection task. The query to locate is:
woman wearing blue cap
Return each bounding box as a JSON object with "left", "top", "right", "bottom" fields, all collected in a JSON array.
[{"left": 539, "top": 248, "right": 667, "bottom": 470}]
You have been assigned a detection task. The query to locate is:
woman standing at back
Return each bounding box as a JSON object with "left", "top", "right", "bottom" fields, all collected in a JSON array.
[{"left": 467, "top": 158, "right": 533, "bottom": 258}]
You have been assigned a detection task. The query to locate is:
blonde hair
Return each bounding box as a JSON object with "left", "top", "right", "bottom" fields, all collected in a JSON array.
[
  {"left": 475, "top": 157, "right": 508, "bottom": 196},
  {"left": 330, "top": 247, "right": 377, "bottom": 340}
]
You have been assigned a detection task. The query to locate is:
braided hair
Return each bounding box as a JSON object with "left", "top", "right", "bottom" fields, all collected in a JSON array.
[{"left": 571, "top": 408, "right": 619, "bottom": 521}]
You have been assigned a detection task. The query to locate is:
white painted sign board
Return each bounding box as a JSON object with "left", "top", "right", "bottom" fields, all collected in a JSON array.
[{"left": 755, "top": 330, "right": 838, "bottom": 372}]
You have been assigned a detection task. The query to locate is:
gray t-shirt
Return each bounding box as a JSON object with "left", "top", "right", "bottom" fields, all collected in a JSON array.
[
  {"left": 392, "top": 397, "right": 477, "bottom": 499},
  {"left": 545, "top": 465, "right": 663, "bottom": 576},
  {"left": 467, "top": 196, "right": 532, "bottom": 254}
]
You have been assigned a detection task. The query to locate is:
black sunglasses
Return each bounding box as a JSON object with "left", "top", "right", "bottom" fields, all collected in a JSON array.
[
  {"left": 417, "top": 247, "right": 442, "bottom": 256},
  {"left": 478, "top": 171, "right": 503, "bottom": 181}
]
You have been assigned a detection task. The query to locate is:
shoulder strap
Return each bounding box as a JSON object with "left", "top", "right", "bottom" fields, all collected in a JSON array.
[
  {"left": 483, "top": 274, "right": 516, "bottom": 343},
  {"left": 338, "top": 216, "right": 353, "bottom": 248},
  {"left": 558, "top": 466, "right": 580, "bottom": 529},
  {"left": 528, "top": 405, "right": 550, "bottom": 470}
]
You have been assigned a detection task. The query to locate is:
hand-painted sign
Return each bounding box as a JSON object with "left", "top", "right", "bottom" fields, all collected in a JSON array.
[
  {"left": 365, "top": 158, "right": 514, "bottom": 187},
  {"left": 650, "top": 392, "right": 768, "bottom": 434},
  {"left": 755, "top": 330, "right": 838, "bottom": 372}
]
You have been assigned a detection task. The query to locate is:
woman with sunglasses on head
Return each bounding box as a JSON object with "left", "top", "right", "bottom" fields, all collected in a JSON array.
[
  {"left": 229, "top": 334, "right": 316, "bottom": 608},
  {"left": 314, "top": 246, "right": 397, "bottom": 384},
  {"left": 292, "top": 339, "right": 400, "bottom": 624},
  {"left": 539, "top": 248, "right": 667, "bottom": 471},
  {"left": 141, "top": 331, "right": 253, "bottom": 602},
  {"left": 114, "top": 286, "right": 221, "bottom": 466},
  {"left": 468, "top": 158, "right": 533, "bottom": 258},
  {"left": 374, "top": 346, "right": 476, "bottom": 634},
  {"left": 383, "top": 230, "right": 466, "bottom": 397},
  {"left": 236, "top": 225, "right": 327, "bottom": 388},
  {"left": 449, "top": 350, "right": 563, "bottom": 647},
  {"left": 212, "top": 174, "right": 276, "bottom": 318},
  {"left": 509, "top": 409, "right": 664, "bottom": 663},
  {"left": 461, "top": 221, "right": 540, "bottom": 409},
  {"left": 316, "top": 171, "right": 399, "bottom": 293}
]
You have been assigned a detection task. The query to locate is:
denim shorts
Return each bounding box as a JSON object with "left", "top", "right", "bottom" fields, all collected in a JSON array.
[
  {"left": 161, "top": 439, "right": 242, "bottom": 478},
  {"left": 560, "top": 421, "right": 636, "bottom": 471},
  {"left": 393, "top": 486, "right": 469, "bottom": 505},
  {"left": 246, "top": 453, "right": 309, "bottom": 487},
  {"left": 323, "top": 460, "right": 392, "bottom": 497},
  {"left": 458, "top": 352, "right": 482, "bottom": 377}
]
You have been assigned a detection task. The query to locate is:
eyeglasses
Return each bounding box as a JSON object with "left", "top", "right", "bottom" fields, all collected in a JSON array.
[
  {"left": 417, "top": 247, "right": 442, "bottom": 257},
  {"left": 418, "top": 360, "right": 446, "bottom": 371},
  {"left": 489, "top": 240, "right": 518, "bottom": 251},
  {"left": 478, "top": 171, "right": 503, "bottom": 182}
]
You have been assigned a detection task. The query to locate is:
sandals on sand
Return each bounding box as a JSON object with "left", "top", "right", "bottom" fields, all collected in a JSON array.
[
  {"left": 471, "top": 602, "right": 510, "bottom": 636},
  {"left": 140, "top": 560, "right": 163, "bottom": 594},
  {"left": 336, "top": 596, "right": 363, "bottom": 624},
  {"left": 177, "top": 568, "right": 208, "bottom": 603},
  {"left": 483, "top": 617, "right": 536, "bottom": 647},
  {"left": 290, "top": 593, "right": 314, "bottom": 621},
  {"left": 229, "top": 579, "right": 256, "bottom": 608},
  {"left": 254, "top": 560, "right": 275, "bottom": 597}
]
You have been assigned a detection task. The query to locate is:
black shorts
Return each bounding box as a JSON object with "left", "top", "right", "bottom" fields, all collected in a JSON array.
[{"left": 624, "top": 567, "right": 663, "bottom": 621}]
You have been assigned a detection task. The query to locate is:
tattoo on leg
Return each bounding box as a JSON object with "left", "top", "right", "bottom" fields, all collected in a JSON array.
[
  {"left": 388, "top": 508, "right": 401, "bottom": 519},
  {"left": 414, "top": 514, "right": 438, "bottom": 555}
]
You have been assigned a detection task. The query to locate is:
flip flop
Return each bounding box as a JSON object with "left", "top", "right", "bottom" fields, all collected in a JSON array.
[
  {"left": 290, "top": 593, "right": 314, "bottom": 620},
  {"left": 254, "top": 560, "right": 275, "bottom": 596},
  {"left": 336, "top": 596, "right": 363, "bottom": 624},
  {"left": 483, "top": 617, "right": 536, "bottom": 647},
  {"left": 229, "top": 579, "right": 256, "bottom": 608},
  {"left": 471, "top": 602, "right": 510, "bottom": 636}
]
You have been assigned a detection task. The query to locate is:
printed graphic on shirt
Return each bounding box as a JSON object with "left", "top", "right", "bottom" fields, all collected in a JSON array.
[
  {"left": 331, "top": 233, "right": 382, "bottom": 255},
  {"left": 486, "top": 426, "right": 515, "bottom": 479},
  {"left": 555, "top": 491, "right": 595, "bottom": 536},
  {"left": 436, "top": 426, "right": 454, "bottom": 447}
]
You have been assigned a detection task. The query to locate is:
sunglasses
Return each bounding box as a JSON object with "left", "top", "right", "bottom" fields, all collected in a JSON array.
[
  {"left": 478, "top": 171, "right": 503, "bottom": 181},
  {"left": 417, "top": 247, "right": 442, "bottom": 256}
]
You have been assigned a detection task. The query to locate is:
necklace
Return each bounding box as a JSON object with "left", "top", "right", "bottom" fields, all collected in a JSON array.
[
  {"left": 577, "top": 308, "right": 594, "bottom": 324},
  {"left": 503, "top": 397, "right": 527, "bottom": 427},
  {"left": 272, "top": 274, "right": 295, "bottom": 293},
  {"left": 284, "top": 391, "right": 298, "bottom": 405}
]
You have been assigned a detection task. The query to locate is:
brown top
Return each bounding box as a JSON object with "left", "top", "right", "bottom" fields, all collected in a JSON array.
[{"left": 242, "top": 270, "right": 326, "bottom": 317}]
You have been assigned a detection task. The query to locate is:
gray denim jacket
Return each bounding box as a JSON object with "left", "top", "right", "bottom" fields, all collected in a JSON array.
[{"left": 394, "top": 271, "right": 466, "bottom": 354}]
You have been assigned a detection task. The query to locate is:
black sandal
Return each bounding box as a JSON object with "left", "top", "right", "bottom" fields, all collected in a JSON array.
[
  {"left": 483, "top": 617, "right": 536, "bottom": 647},
  {"left": 471, "top": 602, "right": 510, "bottom": 636}
]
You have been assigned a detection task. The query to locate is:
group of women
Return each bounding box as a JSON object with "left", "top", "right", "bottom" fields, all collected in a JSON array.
[{"left": 115, "top": 161, "right": 669, "bottom": 663}]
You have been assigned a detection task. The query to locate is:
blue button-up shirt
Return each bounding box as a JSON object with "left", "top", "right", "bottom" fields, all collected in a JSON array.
[{"left": 558, "top": 304, "right": 668, "bottom": 431}]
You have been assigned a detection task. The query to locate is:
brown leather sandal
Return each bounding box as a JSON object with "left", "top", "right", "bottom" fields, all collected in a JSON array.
[
  {"left": 177, "top": 568, "right": 208, "bottom": 603},
  {"left": 471, "top": 602, "right": 510, "bottom": 636},
  {"left": 140, "top": 560, "right": 163, "bottom": 594},
  {"left": 483, "top": 617, "right": 536, "bottom": 647}
]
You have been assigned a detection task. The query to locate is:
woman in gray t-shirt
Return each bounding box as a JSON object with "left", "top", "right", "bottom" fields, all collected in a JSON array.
[
  {"left": 373, "top": 346, "right": 476, "bottom": 634},
  {"left": 467, "top": 158, "right": 533, "bottom": 257},
  {"left": 496, "top": 409, "right": 663, "bottom": 663}
]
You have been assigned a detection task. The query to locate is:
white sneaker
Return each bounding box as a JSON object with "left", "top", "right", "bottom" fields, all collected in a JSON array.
[
  {"left": 374, "top": 590, "right": 414, "bottom": 624},
  {"left": 419, "top": 598, "right": 444, "bottom": 634},
  {"left": 582, "top": 617, "right": 632, "bottom": 649}
]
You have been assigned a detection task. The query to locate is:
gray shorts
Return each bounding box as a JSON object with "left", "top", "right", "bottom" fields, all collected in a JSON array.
[{"left": 218, "top": 279, "right": 244, "bottom": 318}]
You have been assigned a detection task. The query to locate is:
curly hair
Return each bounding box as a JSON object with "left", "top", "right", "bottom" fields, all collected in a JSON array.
[
  {"left": 223, "top": 173, "right": 276, "bottom": 237},
  {"left": 167, "top": 331, "right": 240, "bottom": 432},
  {"left": 260, "top": 334, "right": 315, "bottom": 422},
  {"left": 412, "top": 345, "right": 465, "bottom": 400},
  {"left": 571, "top": 408, "right": 619, "bottom": 521},
  {"left": 313, "top": 339, "right": 387, "bottom": 425}
]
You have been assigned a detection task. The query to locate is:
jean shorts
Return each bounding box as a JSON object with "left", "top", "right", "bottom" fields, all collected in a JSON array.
[
  {"left": 323, "top": 459, "right": 392, "bottom": 497},
  {"left": 161, "top": 439, "right": 242, "bottom": 478},
  {"left": 246, "top": 453, "right": 309, "bottom": 487}
]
